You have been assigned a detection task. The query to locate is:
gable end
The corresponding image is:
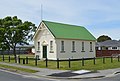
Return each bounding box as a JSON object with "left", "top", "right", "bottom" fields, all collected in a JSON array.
[{"left": 43, "top": 21, "right": 56, "bottom": 38}]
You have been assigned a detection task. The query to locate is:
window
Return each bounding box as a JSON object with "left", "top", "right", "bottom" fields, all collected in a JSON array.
[
  {"left": 72, "top": 41, "right": 76, "bottom": 52},
  {"left": 50, "top": 41, "right": 53, "bottom": 51},
  {"left": 38, "top": 42, "right": 40, "bottom": 51},
  {"left": 90, "top": 42, "right": 93, "bottom": 52},
  {"left": 61, "top": 41, "right": 65, "bottom": 53},
  {"left": 50, "top": 41, "right": 54, "bottom": 53},
  {"left": 37, "top": 42, "right": 40, "bottom": 53},
  {"left": 82, "top": 42, "right": 85, "bottom": 52},
  {"left": 112, "top": 47, "right": 117, "bottom": 50}
]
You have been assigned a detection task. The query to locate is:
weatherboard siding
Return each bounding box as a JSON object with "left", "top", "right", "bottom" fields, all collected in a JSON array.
[
  {"left": 56, "top": 39, "right": 96, "bottom": 59},
  {"left": 34, "top": 21, "right": 96, "bottom": 60},
  {"left": 34, "top": 24, "right": 57, "bottom": 59}
]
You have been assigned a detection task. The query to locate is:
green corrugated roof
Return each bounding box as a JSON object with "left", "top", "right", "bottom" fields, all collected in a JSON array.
[{"left": 43, "top": 20, "right": 96, "bottom": 41}]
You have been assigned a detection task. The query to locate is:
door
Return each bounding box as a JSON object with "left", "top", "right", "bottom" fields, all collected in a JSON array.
[{"left": 43, "top": 46, "right": 47, "bottom": 58}]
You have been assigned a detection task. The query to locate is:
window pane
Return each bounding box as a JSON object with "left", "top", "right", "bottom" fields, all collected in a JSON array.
[
  {"left": 61, "top": 41, "right": 64, "bottom": 51},
  {"left": 90, "top": 42, "right": 92, "bottom": 51},
  {"left": 50, "top": 41, "right": 53, "bottom": 51},
  {"left": 112, "top": 47, "right": 117, "bottom": 49},
  {"left": 82, "top": 42, "right": 84, "bottom": 51},
  {"left": 38, "top": 42, "right": 40, "bottom": 50},
  {"left": 72, "top": 41, "right": 75, "bottom": 51}
]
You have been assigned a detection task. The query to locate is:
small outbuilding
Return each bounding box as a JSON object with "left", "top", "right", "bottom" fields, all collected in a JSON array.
[{"left": 33, "top": 20, "right": 96, "bottom": 60}]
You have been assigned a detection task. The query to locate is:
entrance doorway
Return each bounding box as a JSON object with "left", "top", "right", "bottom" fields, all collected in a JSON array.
[{"left": 43, "top": 46, "right": 47, "bottom": 58}]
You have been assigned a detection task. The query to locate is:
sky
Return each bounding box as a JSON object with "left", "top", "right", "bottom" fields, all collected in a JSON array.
[{"left": 0, "top": 0, "right": 120, "bottom": 40}]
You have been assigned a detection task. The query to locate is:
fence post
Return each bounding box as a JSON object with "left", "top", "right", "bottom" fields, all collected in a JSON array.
[
  {"left": 9, "top": 56, "right": 10, "bottom": 62},
  {"left": 103, "top": 57, "right": 105, "bottom": 64},
  {"left": 18, "top": 56, "right": 20, "bottom": 64},
  {"left": 69, "top": 58, "right": 71, "bottom": 68},
  {"left": 111, "top": 56, "right": 113, "bottom": 63},
  {"left": 118, "top": 56, "right": 120, "bottom": 62},
  {"left": 46, "top": 58, "right": 48, "bottom": 67},
  {"left": 2, "top": 55, "right": 4, "bottom": 61},
  {"left": 93, "top": 57, "right": 96, "bottom": 65},
  {"left": 23, "top": 59, "right": 25, "bottom": 64},
  {"left": 82, "top": 58, "right": 84, "bottom": 66},
  {"left": 57, "top": 58, "right": 59, "bottom": 68},
  {"left": 26, "top": 56, "right": 28, "bottom": 64},
  {"left": 35, "top": 57, "right": 37, "bottom": 66}
]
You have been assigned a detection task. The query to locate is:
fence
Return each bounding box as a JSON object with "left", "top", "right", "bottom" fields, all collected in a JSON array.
[
  {"left": 0, "top": 50, "right": 29, "bottom": 55},
  {"left": 0, "top": 55, "right": 120, "bottom": 69},
  {"left": 96, "top": 50, "right": 120, "bottom": 57}
]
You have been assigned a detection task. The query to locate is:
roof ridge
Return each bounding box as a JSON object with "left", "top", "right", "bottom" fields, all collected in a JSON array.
[{"left": 42, "top": 20, "right": 84, "bottom": 28}]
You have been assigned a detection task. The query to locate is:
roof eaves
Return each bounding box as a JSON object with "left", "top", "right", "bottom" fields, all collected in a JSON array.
[{"left": 56, "top": 38, "right": 96, "bottom": 41}]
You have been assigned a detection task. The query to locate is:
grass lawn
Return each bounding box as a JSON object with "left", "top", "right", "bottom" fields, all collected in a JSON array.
[
  {"left": 0, "top": 64, "right": 38, "bottom": 73},
  {"left": 0, "top": 54, "right": 120, "bottom": 71},
  {"left": 35, "top": 58, "right": 120, "bottom": 70}
]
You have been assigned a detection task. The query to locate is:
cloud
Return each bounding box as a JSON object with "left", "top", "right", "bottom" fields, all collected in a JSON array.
[
  {"left": 1, "top": 0, "right": 120, "bottom": 26},
  {"left": 0, "top": 0, "right": 120, "bottom": 39}
]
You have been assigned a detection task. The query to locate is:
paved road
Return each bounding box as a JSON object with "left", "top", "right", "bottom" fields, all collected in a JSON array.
[
  {"left": 65, "top": 74, "right": 120, "bottom": 81},
  {"left": 87, "top": 74, "right": 120, "bottom": 81},
  {"left": 58, "top": 74, "right": 120, "bottom": 81},
  {"left": 0, "top": 69, "right": 120, "bottom": 81},
  {"left": 0, "top": 70, "right": 59, "bottom": 81}
]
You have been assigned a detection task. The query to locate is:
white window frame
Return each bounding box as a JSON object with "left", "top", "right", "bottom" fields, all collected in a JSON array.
[
  {"left": 90, "top": 42, "right": 93, "bottom": 52},
  {"left": 112, "top": 47, "right": 117, "bottom": 50},
  {"left": 72, "top": 41, "right": 76, "bottom": 52},
  {"left": 61, "top": 41, "right": 65, "bottom": 53},
  {"left": 82, "top": 42, "right": 85, "bottom": 52},
  {"left": 50, "top": 41, "right": 53, "bottom": 51}
]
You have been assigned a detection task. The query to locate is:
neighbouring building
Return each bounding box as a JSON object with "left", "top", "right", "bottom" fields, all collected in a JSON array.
[
  {"left": 0, "top": 44, "right": 35, "bottom": 55},
  {"left": 96, "top": 40, "right": 120, "bottom": 57},
  {"left": 33, "top": 20, "right": 96, "bottom": 60}
]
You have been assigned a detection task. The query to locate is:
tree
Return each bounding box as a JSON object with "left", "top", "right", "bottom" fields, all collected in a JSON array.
[
  {"left": 0, "top": 19, "right": 9, "bottom": 52},
  {"left": 97, "top": 35, "right": 112, "bottom": 42},
  {"left": 0, "top": 16, "right": 37, "bottom": 61}
]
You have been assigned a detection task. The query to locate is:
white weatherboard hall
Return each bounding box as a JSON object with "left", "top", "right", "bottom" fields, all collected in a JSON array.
[{"left": 33, "top": 20, "right": 96, "bottom": 60}]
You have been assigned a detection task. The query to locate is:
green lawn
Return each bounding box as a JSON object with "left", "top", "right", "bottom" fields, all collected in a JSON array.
[
  {"left": 0, "top": 54, "right": 120, "bottom": 71},
  {"left": 0, "top": 64, "right": 38, "bottom": 73}
]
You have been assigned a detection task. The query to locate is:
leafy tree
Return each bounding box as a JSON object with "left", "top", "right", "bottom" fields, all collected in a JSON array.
[
  {"left": 97, "top": 35, "right": 112, "bottom": 42},
  {"left": 0, "top": 16, "right": 37, "bottom": 61},
  {"left": 0, "top": 19, "right": 8, "bottom": 51}
]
